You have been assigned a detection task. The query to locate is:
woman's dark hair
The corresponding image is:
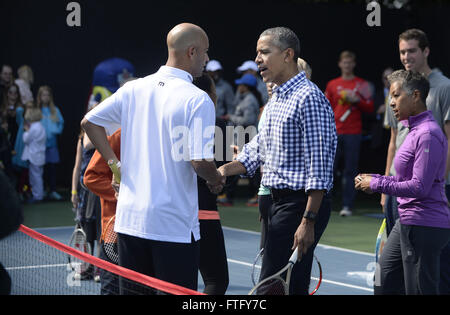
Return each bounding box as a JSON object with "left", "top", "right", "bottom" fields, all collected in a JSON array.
[
  {"left": 194, "top": 73, "right": 215, "bottom": 94},
  {"left": 388, "top": 70, "right": 430, "bottom": 103},
  {"left": 248, "top": 85, "right": 263, "bottom": 108}
]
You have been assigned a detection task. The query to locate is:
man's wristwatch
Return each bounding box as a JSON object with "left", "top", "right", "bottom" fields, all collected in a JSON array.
[{"left": 303, "top": 210, "right": 317, "bottom": 222}]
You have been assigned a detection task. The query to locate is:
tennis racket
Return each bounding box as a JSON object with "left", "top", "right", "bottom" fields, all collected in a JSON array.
[
  {"left": 108, "top": 160, "right": 121, "bottom": 184},
  {"left": 102, "top": 215, "right": 119, "bottom": 264},
  {"left": 251, "top": 248, "right": 264, "bottom": 286},
  {"left": 68, "top": 223, "right": 92, "bottom": 275},
  {"left": 248, "top": 248, "right": 298, "bottom": 295},
  {"left": 375, "top": 218, "right": 387, "bottom": 263},
  {"left": 309, "top": 254, "right": 323, "bottom": 295},
  {"left": 339, "top": 80, "right": 373, "bottom": 122},
  {"left": 250, "top": 248, "right": 323, "bottom": 295}
]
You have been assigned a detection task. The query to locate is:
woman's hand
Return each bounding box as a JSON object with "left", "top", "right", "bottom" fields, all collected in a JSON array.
[{"left": 355, "top": 174, "right": 374, "bottom": 194}]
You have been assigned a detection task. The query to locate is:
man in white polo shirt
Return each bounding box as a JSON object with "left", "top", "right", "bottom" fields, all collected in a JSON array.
[{"left": 81, "top": 23, "right": 225, "bottom": 293}]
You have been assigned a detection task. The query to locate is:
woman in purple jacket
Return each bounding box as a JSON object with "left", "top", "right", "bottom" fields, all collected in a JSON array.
[{"left": 356, "top": 70, "right": 450, "bottom": 295}]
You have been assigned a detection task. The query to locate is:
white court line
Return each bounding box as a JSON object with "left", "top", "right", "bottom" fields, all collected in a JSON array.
[
  {"left": 35, "top": 226, "right": 375, "bottom": 257},
  {"left": 222, "top": 226, "right": 374, "bottom": 257},
  {"left": 6, "top": 263, "right": 68, "bottom": 271},
  {"left": 227, "top": 258, "right": 374, "bottom": 293}
]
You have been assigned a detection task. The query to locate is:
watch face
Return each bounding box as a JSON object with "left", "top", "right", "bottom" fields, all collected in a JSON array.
[{"left": 304, "top": 211, "right": 316, "bottom": 220}]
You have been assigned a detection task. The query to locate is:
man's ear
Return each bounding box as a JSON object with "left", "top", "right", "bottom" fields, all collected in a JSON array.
[
  {"left": 423, "top": 47, "right": 430, "bottom": 59},
  {"left": 187, "top": 46, "right": 196, "bottom": 59},
  {"left": 284, "top": 48, "right": 295, "bottom": 63}
]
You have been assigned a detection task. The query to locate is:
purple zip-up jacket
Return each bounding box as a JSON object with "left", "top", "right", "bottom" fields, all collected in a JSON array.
[{"left": 370, "top": 111, "right": 450, "bottom": 229}]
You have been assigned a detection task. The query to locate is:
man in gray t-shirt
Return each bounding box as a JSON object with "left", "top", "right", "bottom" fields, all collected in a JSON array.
[{"left": 382, "top": 28, "right": 450, "bottom": 295}]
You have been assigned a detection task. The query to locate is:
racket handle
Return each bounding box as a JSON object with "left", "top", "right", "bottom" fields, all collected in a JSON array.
[
  {"left": 339, "top": 108, "right": 352, "bottom": 122},
  {"left": 108, "top": 160, "right": 121, "bottom": 184},
  {"left": 289, "top": 248, "right": 299, "bottom": 264}
]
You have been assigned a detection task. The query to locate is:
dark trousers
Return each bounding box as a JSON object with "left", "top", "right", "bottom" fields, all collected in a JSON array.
[
  {"left": 258, "top": 194, "right": 272, "bottom": 250},
  {"left": 375, "top": 220, "right": 450, "bottom": 295},
  {"left": 117, "top": 233, "right": 199, "bottom": 295},
  {"left": 384, "top": 194, "right": 400, "bottom": 236},
  {"left": 44, "top": 163, "right": 57, "bottom": 192},
  {"left": 334, "top": 134, "right": 361, "bottom": 209},
  {"left": 0, "top": 262, "right": 11, "bottom": 295},
  {"left": 259, "top": 189, "right": 331, "bottom": 295},
  {"left": 199, "top": 220, "right": 229, "bottom": 295},
  {"left": 99, "top": 241, "right": 120, "bottom": 295}
]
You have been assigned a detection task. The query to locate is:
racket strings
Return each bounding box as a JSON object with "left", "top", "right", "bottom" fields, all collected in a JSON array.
[
  {"left": 250, "top": 276, "right": 288, "bottom": 295},
  {"left": 68, "top": 229, "right": 92, "bottom": 275},
  {"left": 103, "top": 217, "right": 119, "bottom": 264}
]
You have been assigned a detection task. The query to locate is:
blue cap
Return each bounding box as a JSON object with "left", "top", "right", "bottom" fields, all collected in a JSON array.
[{"left": 235, "top": 73, "right": 257, "bottom": 87}]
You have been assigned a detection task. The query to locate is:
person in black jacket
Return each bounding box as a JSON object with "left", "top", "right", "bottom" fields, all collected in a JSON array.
[{"left": 0, "top": 167, "right": 24, "bottom": 295}]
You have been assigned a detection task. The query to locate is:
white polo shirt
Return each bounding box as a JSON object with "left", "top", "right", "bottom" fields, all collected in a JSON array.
[{"left": 85, "top": 66, "right": 216, "bottom": 243}]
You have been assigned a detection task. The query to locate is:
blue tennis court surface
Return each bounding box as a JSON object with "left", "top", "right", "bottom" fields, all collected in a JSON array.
[{"left": 4, "top": 225, "right": 375, "bottom": 295}]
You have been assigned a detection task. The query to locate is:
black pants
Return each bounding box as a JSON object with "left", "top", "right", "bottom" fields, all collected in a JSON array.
[
  {"left": 0, "top": 262, "right": 11, "bottom": 295},
  {"left": 375, "top": 220, "right": 450, "bottom": 295},
  {"left": 117, "top": 233, "right": 199, "bottom": 295},
  {"left": 258, "top": 194, "right": 272, "bottom": 250},
  {"left": 259, "top": 189, "right": 331, "bottom": 295},
  {"left": 199, "top": 220, "right": 229, "bottom": 295},
  {"left": 99, "top": 241, "right": 120, "bottom": 295}
]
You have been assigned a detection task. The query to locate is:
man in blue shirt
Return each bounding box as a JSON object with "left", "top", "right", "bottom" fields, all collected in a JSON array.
[{"left": 219, "top": 27, "right": 337, "bottom": 295}]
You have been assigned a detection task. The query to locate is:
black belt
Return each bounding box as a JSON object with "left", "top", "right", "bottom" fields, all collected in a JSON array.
[{"left": 270, "top": 188, "right": 306, "bottom": 201}]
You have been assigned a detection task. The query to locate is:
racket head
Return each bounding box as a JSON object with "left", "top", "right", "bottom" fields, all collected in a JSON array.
[
  {"left": 375, "top": 218, "right": 387, "bottom": 263},
  {"left": 251, "top": 248, "right": 264, "bottom": 286},
  {"left": 102, "top": 215, "right": 119, "bottom": 264},
  {"left": 248, "top": 248, "right": 298, "bottom": 295},
  {"left": 68, "top": 224, "right": 92, "bottom": 274},
  {"left": 248, "top": 273, "right": 289, "bottom": 295},
  {"left": 309, "top": 254, "right": 323, "bottom": 295}
]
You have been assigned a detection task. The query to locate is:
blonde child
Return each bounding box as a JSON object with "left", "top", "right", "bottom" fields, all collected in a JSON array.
[
  {"left": 36, "top": 86, "right": 64, "bottom": 200},
  {"left": 22, "top": 107, "right": 46, "bottom": 202}
]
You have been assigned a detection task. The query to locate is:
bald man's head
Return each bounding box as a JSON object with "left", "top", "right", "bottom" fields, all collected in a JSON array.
[
  {"left": 167, "top": 23, "right": 207, "bottom": 51},
  {"left": 166, "top": 23, "right": 210, "bottom": 78}
]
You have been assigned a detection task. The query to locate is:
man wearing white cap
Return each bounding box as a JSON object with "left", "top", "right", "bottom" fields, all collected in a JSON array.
[
  {"left": 237, "top": 60, "right": 269, "bottom": 104},
  {"left": 206, "top": 60, "right": 235, "bottom": 118}
]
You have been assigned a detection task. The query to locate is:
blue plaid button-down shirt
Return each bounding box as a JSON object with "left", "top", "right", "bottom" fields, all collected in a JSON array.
[{"left": 237, "top": 72, "right": 337, "bottom": 192}]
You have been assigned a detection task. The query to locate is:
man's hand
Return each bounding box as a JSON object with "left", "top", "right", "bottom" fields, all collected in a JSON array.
[
  {"left": 206, "top": 171, "right": 226, "bottom": 194},
  {"left": 292, "top": 220, "right": 315, "bottom": 261}
]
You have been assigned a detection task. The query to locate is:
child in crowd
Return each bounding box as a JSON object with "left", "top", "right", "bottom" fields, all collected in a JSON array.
[
  {"left": 36, "top": 86, "right": 64, "bottom": 200},
  {"left": 21, "top": 107, "right": 46, "bottom": 203}
]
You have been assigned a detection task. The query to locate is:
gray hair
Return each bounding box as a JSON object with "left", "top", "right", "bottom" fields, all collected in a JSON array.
[
  {"left": 388, "top": 70, "right": 430, "bottom": 103},
  {"left": 260, "top": 27, "right": 300, "bottom": 61}
]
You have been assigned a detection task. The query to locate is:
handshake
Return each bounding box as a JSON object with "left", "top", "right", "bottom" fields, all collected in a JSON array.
[
  {"left": 206, "top": 167, "right": 227, "bottom": 195},
  {"left": 204, "top": 146, "right": 244, "bottom": 195}
]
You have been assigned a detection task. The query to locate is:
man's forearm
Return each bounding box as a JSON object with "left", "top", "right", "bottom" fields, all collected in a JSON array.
[
  {"left": 191, "top": 160, "right": 222, "bottom": 184},
  {"left": 305, "top": 190, "right": 325, "bottom": 216},
  {"left": 81, "top": 118, "right": 118, "bottom": 163},
  {"left": 218, "top": 160, "right": 247, "bottom": 177}
]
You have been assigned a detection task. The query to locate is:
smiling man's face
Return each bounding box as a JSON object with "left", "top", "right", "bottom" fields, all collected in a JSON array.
[{"left": 399, "top": 39, "right": 429, "bottom": 73}]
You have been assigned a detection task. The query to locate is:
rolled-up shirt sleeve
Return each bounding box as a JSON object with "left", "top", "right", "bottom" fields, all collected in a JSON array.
[
  {"left": 301, "top": 92, "right": 337, "bottom": 192},
  {"left": 236, "top": 133, "right": 261, "bottom": 178}
]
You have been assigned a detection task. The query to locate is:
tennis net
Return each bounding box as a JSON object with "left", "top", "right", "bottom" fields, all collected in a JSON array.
[{"left": 0, "top": 225, "right": 205, "bottom": 295}]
